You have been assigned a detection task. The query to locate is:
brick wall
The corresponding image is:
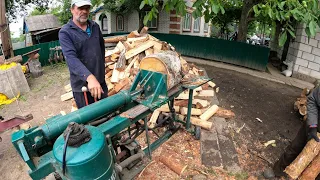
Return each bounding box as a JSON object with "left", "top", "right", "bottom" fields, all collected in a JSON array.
[{"left": 289, "top": 24, "right": 320, "bottom": 81}]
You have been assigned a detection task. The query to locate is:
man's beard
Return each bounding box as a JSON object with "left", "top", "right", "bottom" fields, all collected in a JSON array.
[{"left": 76, "top": 15, "right": 88, "bottom": 24}]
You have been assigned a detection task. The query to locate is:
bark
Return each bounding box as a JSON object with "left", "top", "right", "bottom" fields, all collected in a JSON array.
[
  {"left": 0, "top": 0, "right": 13, "bottom": 58},
  {"left": 270, "top": 21, "right": 281, "bottom": 51},
  {"left": 281, "top": 33, "right": 291, "bottom": 62}
]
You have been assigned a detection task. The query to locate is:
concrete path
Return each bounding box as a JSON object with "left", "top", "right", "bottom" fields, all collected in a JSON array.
[{"left": 184, "top": 56, "right": 315, "bottom": 90}]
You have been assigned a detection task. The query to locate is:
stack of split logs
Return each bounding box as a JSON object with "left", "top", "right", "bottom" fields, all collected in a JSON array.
[
  {"left": 285, "top": 133, "right": 320, "bottom": 180},
  {"left": 293, "top": 88, "right": 310, "bottom": 121},
  {"left": 61, "top": 27, "right": 235, "bottom": 131}
]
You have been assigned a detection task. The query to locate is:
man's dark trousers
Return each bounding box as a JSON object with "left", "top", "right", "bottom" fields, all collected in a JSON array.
[
  {"left": 72, "top": 83, "right": 108, "bottom": 109},
  {"left": 273, "top": 121, "right": 320, "bottom": 179}
]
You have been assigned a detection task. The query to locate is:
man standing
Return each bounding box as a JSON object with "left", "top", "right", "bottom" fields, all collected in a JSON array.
[
  {"left": 59, "top": 0, "right": 107, "bottom": 109},
  {"left": 264, "top": 86, "right": 320, "bottom": 179}
]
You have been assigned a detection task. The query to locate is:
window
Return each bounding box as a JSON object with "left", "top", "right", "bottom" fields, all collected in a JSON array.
[
  {"left": 204, "top": 23, "right": 209, "bottom": 32},
  {"left": 116, "top": 15, "right": 124, "bottom": 31},
  {"left": 101, "top": 15, "right": 108, "bottom": 31},
  {"left": 193, "top": 17, "right": 200, "bottom": 32},
  {"left": 183, "top": 13, "right": 192, "bottom": 31},
  {"left": 143, "top": 11, "right": 158, "bottom": 29}
]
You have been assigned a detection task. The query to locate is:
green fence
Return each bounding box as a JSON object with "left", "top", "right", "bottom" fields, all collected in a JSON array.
[
  {"left": 13, "top": 40, "right": 60, "bottom": 66},
  {"left": 150, "top": 33, "right": 270, "bottom": 71}
]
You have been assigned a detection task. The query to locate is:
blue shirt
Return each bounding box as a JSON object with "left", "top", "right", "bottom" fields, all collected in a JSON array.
[
  {"left": 59, "top": 20, "right": 105, "bottom": 92},
  {"left": 86, "top": 26, "right": 91, "bottom": 36}
]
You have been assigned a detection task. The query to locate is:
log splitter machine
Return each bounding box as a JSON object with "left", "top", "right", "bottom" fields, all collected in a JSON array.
[{"left": 11, "top": 52, "right": 211, "bottom": 180}]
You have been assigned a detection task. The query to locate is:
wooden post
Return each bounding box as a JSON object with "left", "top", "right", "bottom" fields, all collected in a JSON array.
[{"left": 0, "top": 0, "right": 14, "bottom": 58}]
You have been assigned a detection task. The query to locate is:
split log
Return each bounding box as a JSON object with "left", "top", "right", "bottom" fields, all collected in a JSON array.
[
  {"left": 105, "top": 48, "right": 120, "bottom": 57},
  {"left": 127, "top": 30, "right": 140, "bottom": 38},
  {"left": 108, "top": 89, "right": 116, "bottom": 96},
  {"left": 111, "top": 53, "right": 120, "bottom": 61},
  {"left": 105, "top": 70, "right": 113, "bottom": 79},
  {"left": 195, "top": 102, "right": 203, "bottom": 109},
  {"left": 64, "top": 84, "right": 72, "bottom": 92},
  {"left": 115, "top": 50, "right": 126, "bottom": 71},
  {"left": 194, "top": 86, "right": 202, "bottom": 92},
  {"left": 180, "top": 107, "right": 202, "bottom": 116},
  {"left": 158, "top": 104, "right": 180, "bottom": 113},
  {"left": 193, "top": 99, "right": 209, "bottom": 108},
  {"left": 299, "top": 105, "right": 307, "bottom": 116},
  {"left": 284, "top": 133, "right": 320, "bottom": 179},
  {"left": 201, "top": 83, "right": 210, "bottom": 90},
  {"left": 127, "top": 36, "right": 148, "bottom": 43},
  {"left": 215, "top": 108, "right": 235, "bottom": 119},
  {"left": 207, "top": 81, "right": 216, "bottom": 88},
  {"left": 111, "top": 68, "right": 120, "bottom": 83},
  {"left": 114, "top": 78, "right": 130, "bottom": 93},
  {"left": 198, "top": 70, "right": 205, "bottom": 76},
  {"left": 153, "top": 41, "right": 163, "bottom": 53},
  {"left": 174, "top": 100, "right": 189, "bottom": 107},
  {"left": 139, "top": 26, "right": 149, "bottom": 36},
  {"left": 159, "top": 154, "right": 187, "bottom": 176},
  {"left": 200, "top": 105, "right": 219, "bottom": 121},
  {"left": 61, "top": 91, "right": 73, "bottom": 101},
  {"left": 299, "top": 153, "right": 320, "bottom": 180},
  {"left": 192, "top": 67, "right": 199, "bottom": 76},
  {"left": 198, "top": 90, "right": 215, "bottom": 97},
  {"left": 104, "top": 36, "right": 127, "bottom": 43},
  {"left": 107, "top": 82, "right": 114, "bottom": 91},
  {"left": 116, "top": 41, "right": 126, "bottom": 52},
  {"left": 125, "top": 40, "right": 155, "bottom": 59},
  {"left": 149, "top": 110, "right": 160, "bottom": 128},
  {"left": 108, "top": 64, "right": 114, "bottom": 69},
  {"left": 175, "top": 91, "right": 199, "bottom": 100},
  {"left": 145, "top": 48, "right": 154, "bottom": 56},
  {"left": 148, "top": 34, "right": 160, "bottom": 41},
  {"left": 177, "top": 114, "right": 212, "bottom": 130}
]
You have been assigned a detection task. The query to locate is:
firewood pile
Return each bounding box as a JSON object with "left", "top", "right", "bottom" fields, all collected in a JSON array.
[
  {"left": 284, "top": 133, "right": 320, "bottom": 179},
  {"left": 61, "top": 27, "right": 235, "bottom": 130},
  {"left": 293, "top": 88, "right": 311, "bottom": 121}
]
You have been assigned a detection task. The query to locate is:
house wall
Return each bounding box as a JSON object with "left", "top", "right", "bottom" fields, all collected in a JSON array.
[
  {"left": 92, "top": 11, "right": 111, "bottom": 34},
  {"left": 288, "top": 24, "right": 320, "bottom": 81},
  {"left": 127, "top": 11, "right": 139, "bottom": 32}
]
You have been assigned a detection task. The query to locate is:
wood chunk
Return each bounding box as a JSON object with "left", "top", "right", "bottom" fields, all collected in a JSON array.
[
  {"left": 178, "top": 115, "right": 212, "bottom": 130},
  {"left": 284, "top": 133, "right": 320, "bottom": 179},
  {"left": 133, "top": 59, "right": 140, "bottom": 69},
  {"left": 215, "top": 107, "right": 235, "bottom": 119},
  {"left": 301, "top": 88, "right": 309, "bottom": 98},
  {"left": 114, "top": 78, "right": 130, "bottom": 93},
  {"left": 61, "top": 91, "right": 73, "bottom": 101},
  {"left": 139, "top": 26, "right": 149, "bottom": 36},
  {"left": 188, "top": 70, "right": 194, "bottom": 75},
  {"left": 127, "top": 30, "right": 140, "bottom": 38},
  {"left": 105, "top": 48, "right": 120, "bottom": 57},
  {"left": 111, "top": 53, "right": 120, "bottom": 61},
  {"left": 193, "top": 99, "right": 209, "bottom": 108},
  {"left": 104, "top": 36, "right": 127, "bottom": 43},
  {"left": 299, "top": 105, "right": 307, "bottom": 116},
  {"left": 159, "top": 154, "right": 187, "bottom": 176},
  {"left": 116, "top": 41, "right": 126, "bottom": 52},
  {"left": 194, "top": 86, "right": 202, "bottom": 92},
  {"left": 64, "top": 84, "right": 72, "bottom": 92},
  {"left": 145, "top": 48, "right": 154, "bottom": 56},
  {"left": 299, "top": 153, "right": 320, "bottom": 180},
  {"left": 148, "top": 34, "right": 160, "bottom": 41},
  {"left": 105, "top": 56, "right": 112, "bottom": 62},
  {"left": 195, "top": 102, "right": 203, "bottom": 109},
  {"left": 115, "top": 50, "right": 126, "bottom": 71},
  {"left": 176, "top": 91, "right": 198, "bottom": 100},
  {"left": 130, "top": 68, "right": 139, "bottom": 76},
  {"left": 192, "top": 67, "right": 199, "bottom": 76},
  {"left": 180, "top": 107, "right": 202, "bottom": 116},
  {"left": 124, "top": 41, "right": 134, "bottom": 50},
  {"left": 108, "top": 64, "right": 114, "bottom": 69},
  {"left": 125, "top": 40, "right": 155, "bottom": 59},
  {"left": 105, "top": 70, "right": 113, "bottom": 79},
  {"left": 180, "top": 57, "right": 189, "bottom": 74},
  {"left": 127, "top": 36, "right": 148, "bottom": 43},
  {"left": 198, "top": 90, "right": 215, "bottom": 97},
  {"left": 158, "top": 104, "right": 180, "bottom": 113},
  {"left": 208, "top": 81, "right": 216, "bottom": 88},
  {"left": 111, "top": 68, "right": 120, "bottom": 83},
  {"left": 108, "top": 89, "right": 116, "bottom": 96},
  {"left": 153, "top": 41, "right": 163, "bottom": 53},
  {"left": 106, "top": 62, "right": 115, "bottom": 66},
  {"left": 107, "top": 83, "right": 114, "bottom": 91},
  {"left": 149, "top": 110, "right": 160, "bottom": 128},
  {"left": 198, "top": 69, "right": 205, "bottom": 76},
  {"left": 174, "top": 100, "right": 189, "bottom": 107},
  {"left": 201, "top": 83, "right": 210, "bottom": 90},
  {"left": 200, "top": 105, "right": 219, "bottom": 121}
]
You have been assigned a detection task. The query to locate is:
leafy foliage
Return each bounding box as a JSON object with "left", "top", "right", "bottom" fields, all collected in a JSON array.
[{"left": 103, "top": 0, "right": 141, "bottom": 14}]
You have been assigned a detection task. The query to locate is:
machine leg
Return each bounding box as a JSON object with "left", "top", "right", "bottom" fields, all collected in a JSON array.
[
  {"left": 144, "top": 118, "right": 152, "bottom": 159},
  {"left": 186, "top": 89, "right": 194, "bottom": 130}
]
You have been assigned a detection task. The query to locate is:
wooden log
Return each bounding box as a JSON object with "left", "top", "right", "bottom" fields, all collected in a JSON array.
[
  {"left": 127, "top": 36, "right": 147, "bottom": 43},
  {"left": 180, "top": 107, "right": 202, "bottom": 116},
  {"left": 105, "top": 48, "right": 120, "bottom": 57},
  {"left": 207, "top": 81, "right": 216, "bottom": 88},
  {"left": 61, "top": 91, "right": 73, "bottom": 101},
  {"left": 200, "top": 105, "right": 219, "bottom": 121},
  {"left": 64, "top": 84, "right": 72, "bottom": 92},
  {"left": 145, "top": 48, "right": 154, "bottom": 56},
  {"left": 198, "top": 69, "right": 205, "bottom": 76},
  {"left": 116, "top": 41, "right": 126, "bottom": 52},
  {"left": 111, "top": 68, "right": 120, "bottom": 83},
  {"left": 159, "top": 155, "right": 187, "bottom": 176},
  {"left": 192, "top": 67, "right": 199, "bottom": 76},
  {"left": 149, "top": 110, "right": 160, "bottom": 128},
  {"left": 153, "top": 41, "right": 163, "bottom": 53},
  {"left": 284, "top": 133, "right": 320, "bottom": 179},
  {"left": 158, "top": 104, "right": 180, "bottom": 113},
  {"left": 139, "top": 26, "right": 149, "bottom": 36},
  {"left": 193, "top": 99, "right": 209, "bottom": 108},
  {"left": 175, "top": 91, "right": 199, "bottom": 100},
  {"left": 215, "top": 108, "right": 235, "bottom": 119},
  {"left": 125, "top": 40, "right": 155, "bottom": 59},
  {"left": 111, "top": 53, "right": 120, "bottom": 62},
  {"left": 114, "top": 78, "right": 130, "bottom": 93},
  {"left": 104, "top": 36, "right": 127, "bottom": 43},
  {"left": 201, "top": 83, "right": 210, "bottom": 90},
  {"left": 107, "top": 82, "right": 114, "bottom": 91},
  {"left": 127, "top": 30, "right": 140, "bottom": 38},
  {"left": 299, "top": 105, "right": 307, "bottom": 116},
  {"left": 105, "top": 70, "right": 113, "bottom": 79},
  {"left": 174, "top": 100, "right": 189, "bottom": 107},
  {"left": 299, "top": 153, "right": 320, "bottom": 180},
  {"left": 108, "top": 89, "right": 117, "bottom": 96},
  {"left": 198, "top": 90, "right": 215, "bottom": 97},
  {"left": 115, "top": 50, "right": 126, "bottom": 71},
  {"left": 194, "top": 86, "right": 202, "bottom": 92},
  {"left": 177, "top": 114, "right": 212, "bottom": 130}
]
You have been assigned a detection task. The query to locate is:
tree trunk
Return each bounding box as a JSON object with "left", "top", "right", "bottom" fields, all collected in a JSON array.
[
  {"left": 237, "top": 1, "right": 253, "bottom": 41},
  {"left": 270, "top": 21, "right": 281, "bottom": 51},
  {"left": 281, "top": 32, "right": 291, "bottom": 62},
  {"left": 0, "top": 0, "right": 13, "bottom": 58}
]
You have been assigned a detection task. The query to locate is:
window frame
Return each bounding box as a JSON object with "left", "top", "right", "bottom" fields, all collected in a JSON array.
[
  {"left": 193, "top": 17, "right": 200, "bottom": 33},
  {"left": 183, "top": 13, "right": 192, "bottom": 32},
  {"left": 143, "top": 11, "right": 158, "bottom": 29},
  {"left": 116, "top": 15, "right": 124, "bottom": 31},
  {"left": 101, "top": 15, "right": 108, "bottom": 31},
  {"left": 204, "top": 23, "right": 209, "bottom": 33}
]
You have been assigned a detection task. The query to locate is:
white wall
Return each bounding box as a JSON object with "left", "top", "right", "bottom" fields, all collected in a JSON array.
[{"left": 127, "top": 10, "right": 139, "bottom": 32}]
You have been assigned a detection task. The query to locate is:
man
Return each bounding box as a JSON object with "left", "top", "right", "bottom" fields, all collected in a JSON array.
[
  {"left": 264, "top": 86, "right": 320, "bottom": 179},
  {"left": 59, "top": 0, "right": 107, "bottom": 109}
]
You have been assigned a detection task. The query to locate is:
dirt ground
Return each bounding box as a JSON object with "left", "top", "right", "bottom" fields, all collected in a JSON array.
[{"left": 0, "top": 62, "right": 303, "bottom": 180}]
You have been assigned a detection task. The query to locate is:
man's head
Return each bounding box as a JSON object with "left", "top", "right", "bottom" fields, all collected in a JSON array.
[{"left": 71, "top": 0, "right": 92, "bottom": 24}]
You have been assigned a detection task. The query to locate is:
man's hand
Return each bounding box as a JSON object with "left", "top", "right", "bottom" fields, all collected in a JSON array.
[
  {"left": 309, "top": 126, "right": 319, "bottom": 142},
  {"left": 87, "top": 74, "right": 104, "bottom": 99}
]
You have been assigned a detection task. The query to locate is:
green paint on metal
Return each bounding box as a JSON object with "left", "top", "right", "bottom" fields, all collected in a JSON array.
[
  {"left": 13, "top": 41, "right": 60, "bottom": 66},
  {"left": 186, "top": 89, "right": 194, "bottom": 130},
  {"left": 150, "top": 33, "right": 270, "bottom": 71}
]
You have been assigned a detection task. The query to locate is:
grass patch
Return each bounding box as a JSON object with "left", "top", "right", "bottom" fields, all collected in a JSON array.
[{"left": 18, "top": 95, "right": 27, "bottom": 102}]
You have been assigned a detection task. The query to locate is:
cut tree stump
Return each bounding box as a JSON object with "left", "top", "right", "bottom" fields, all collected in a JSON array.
[
  {"left": 159, "top": 154, "right": 187, "bottom": 176},
  {"left": 284, "top": 133, "right": 320, "bottom": 179}
]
